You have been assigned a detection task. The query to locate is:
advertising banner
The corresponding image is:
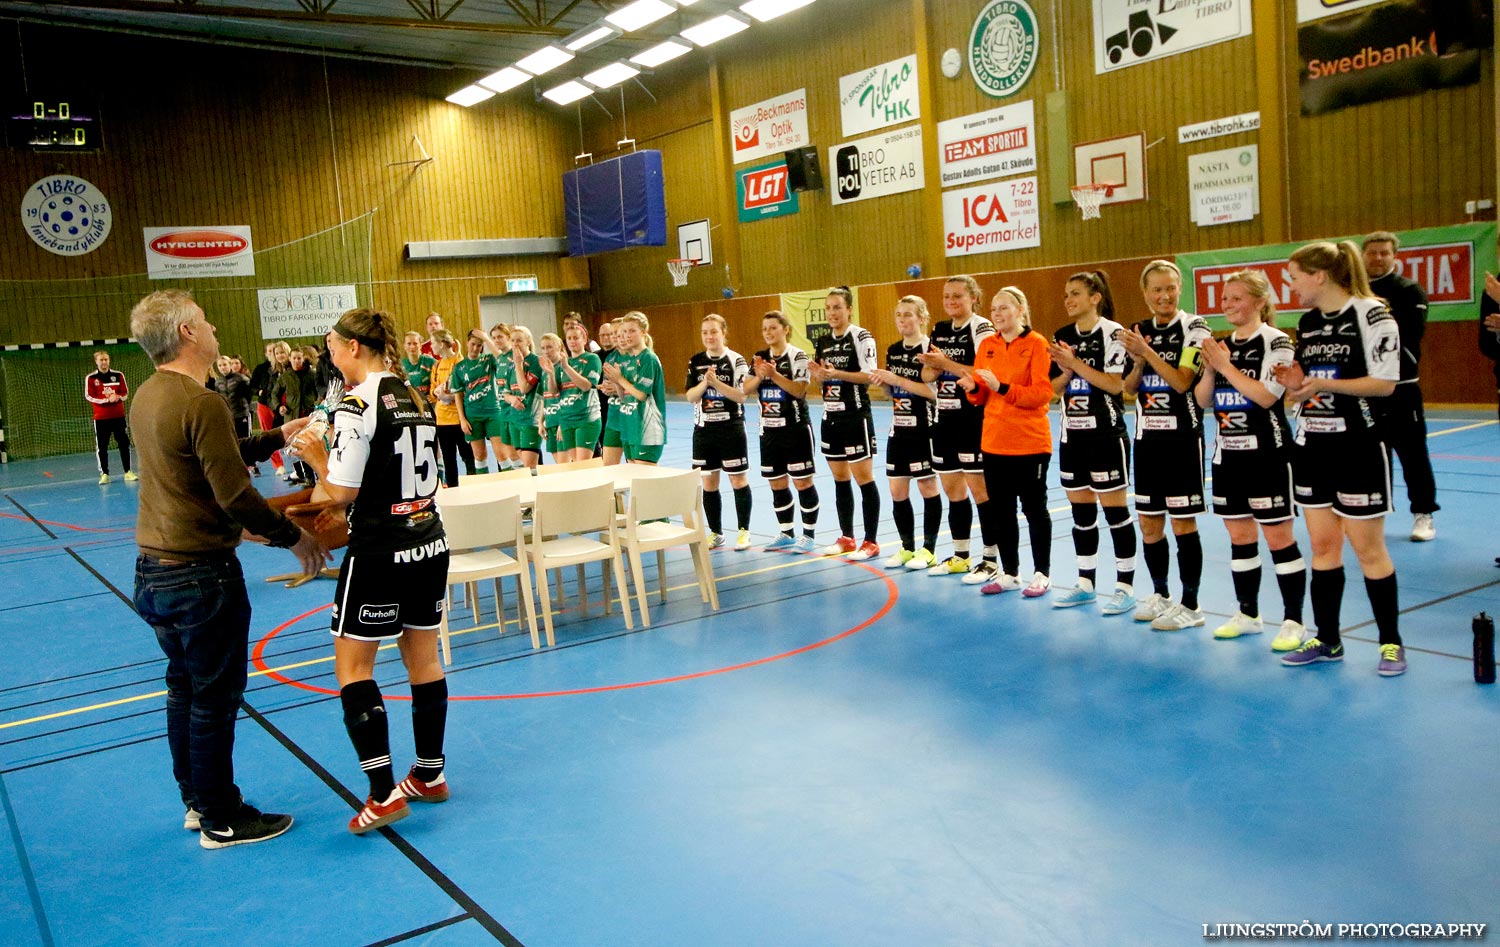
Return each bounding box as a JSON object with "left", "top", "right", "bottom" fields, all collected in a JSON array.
[
  {"left": 936, "top": 100, "right": 1037, "bottom": 187},
  {"left": 829, "top": 126, "right": 925, "bottom": 206},
  {"left": 1177, "top": 110, "right": 1260, "bottom": 145},
  {"left": 257, "top": 284, "right": 360, "bottom": 340},
  {"left": 942, "top": 177, "right": 1042, "bottom": 258},
  {"left": 1188, "top": 144, "right": 1259, "bottom": 225},
  {"left": 1297, "top": 0, "right": 1389, "bottom": 23},
  {"left": 1093, "top": 0, "right": 1252, "bottom": 74},
  {"left": 730, "top": 88, "right": 810, "bottom": 166},
  {"left": 144, "top": 225, "right": 254, "bottom": 279},
  {"left": 839, "top": 54, "right": 920, "bottom": 137},
  {"left": 1298, "top": 1, "right": 1493, "bottom": 115},
  {"left": 1176, "top": 223, "right": 1497, "bottom": 326},
  {"left": 736, "top": 160, "right": 799, "bottom": 223}
]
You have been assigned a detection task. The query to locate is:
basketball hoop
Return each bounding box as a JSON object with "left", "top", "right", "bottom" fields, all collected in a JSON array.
[
  {"left": 667, "top": 258, "right": 696, "bottom": 287},
  {"left": 1071, "top": 183, "right": 1116, "bottom": 221}
]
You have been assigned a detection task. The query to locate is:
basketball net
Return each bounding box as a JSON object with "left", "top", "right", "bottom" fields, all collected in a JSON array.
[
  {"left": 667, "top": 259, "right": 695, "bottom": 287},
  {"left": 1071, "top": 183, "right": 1114, "bottom": 221}
]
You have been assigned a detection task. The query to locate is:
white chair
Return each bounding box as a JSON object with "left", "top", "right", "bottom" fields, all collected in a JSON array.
[
  {"left": 621, "top": 470, "right": 719, "bottom": 627},
  {"left": 537, "top": 456, "right": 605, "bottom": 475},
  {"left": 529, "top": 481, "right": 633, "bottom": 646},
  {"left": 437, "top": 493, "right": 538, "bottom": 662},
  {"left": 461, "top": 467, "right": 534, "bottom": 486}
]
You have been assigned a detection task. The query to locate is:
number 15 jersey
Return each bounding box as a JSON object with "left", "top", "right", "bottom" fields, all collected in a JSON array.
[{"left": 326, "top": 372, "right": 444, "bottom": 555}]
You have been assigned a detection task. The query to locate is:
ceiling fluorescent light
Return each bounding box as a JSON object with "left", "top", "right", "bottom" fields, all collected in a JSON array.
[
  {"left": 516, "top": 45, "right": 574, "bottom": 76},
  {"left": 446, "top": 85, "right": 495, "bottom": 107},
  {"left": 477, "top": 66, "right": 530, "bottom": 93},
  {"left": 565, "top": 26, "right": 616, "bottom": 51},
  {"left": 606, "top": 0, "right": 676, "bottom": 33},
  {"left": 543, "top": 81, "right": 594, "bottom": 105},
  {"left": 630, "top": 40, "right": 692, "bottom": 67},
  {"left": 583, "top": 63, "right": 641, "bottom": 89},
  {"left": 682, "top": 14, "right": 749, "bottom": 46},
  {"left": 739, "top": 0, "right": 815, "bottom": 22}
]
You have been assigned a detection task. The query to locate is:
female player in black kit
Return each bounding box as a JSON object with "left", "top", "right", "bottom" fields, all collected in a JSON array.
[
  {"left": 747, "top": 311, "right": 821, "bottom": 553},
  {"left": 1048, "top": 271, "right": 1138, "bottom": 616},
  {"left": 868, "top": 295, "right": 944, "bottom": 570},
  {"left": 1193, "top": 269, "right": 1309, "bottom": 652},
  {"left": 809, "top": 287, "right": 881, "bottom": 560},
  {"left": 294, "top": 308, "right": 453, "bottom": 833},
  {"left": 1276, "top": 242, "right": 1407, "bottom": 675}
]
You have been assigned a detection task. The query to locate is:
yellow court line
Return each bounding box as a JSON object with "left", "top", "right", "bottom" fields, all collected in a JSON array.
[{"left": 1427, "top": 419, "right": 1498, "bottom": 438}]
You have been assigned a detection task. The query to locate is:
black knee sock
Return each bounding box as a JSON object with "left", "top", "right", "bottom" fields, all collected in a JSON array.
[
  {"left": 1071, "top": 502, "right": 1099, "bottom": 588},
  {"left": 1021, "top": 490, "right": 1051, "bottom": 577},
  {"left": 859, "top": 481, "right": 880, "bottom": 545},
  {"left": 923, "top": 495, "right": 943, "bottom": 552},
  {"left": 341, "top": 679, "right": 395, "bottom": 801},
  {"left": 1271, "top": 543, "right": 1306, "bottom": 624},
  {"left": 1365, "top": 573, "right": 1402, "bottom": 647},
  {"left": 834, "top": 479, "right": 854, "bottom": 538},
  {"left": 409, "top": 678, "right": 448, "bottom": 780},
  {"left": 1310, "top": 566, "right": 1345, "bottom": 646},
  {"left": 974, "top": 499, "right": 999, "bottom": 565},
  {"left": 1143, "top": 538, "right": 1171, "bottom": 597},
  {"left": 772, "top": 487, "right": 795, "bottom": 534},
  {"left": 1177, "top": 530, "right": 1202, "bottom": 610},
  {"left": 1104, "top": 506, "right": 1136, "bottom": 592},
  {"left": 892, "top": 497, "right": 914, "bottom": 551},
  {"left": 703, "top": 488, "right": 723, "bottom": 535},
  {"left": 949, "top": 497, "right": 973, "bottom": 557},
  {"left": 1230, "top": 542, "right": 1262, "bottom": 618},
  {"left": 733, "top": 484, "right": 753, "bottom": 531},
  {"left": 798, "top": 485, "right": 819, "bottom": 536}
]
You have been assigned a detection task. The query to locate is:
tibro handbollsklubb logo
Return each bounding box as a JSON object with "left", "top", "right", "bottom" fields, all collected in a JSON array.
[{"left": 969, "top": 0, "right": 1039, "bottom": 99}]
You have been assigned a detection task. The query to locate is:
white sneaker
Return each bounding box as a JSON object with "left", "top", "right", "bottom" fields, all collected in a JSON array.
[
  {"left": 962, "top": 561, "right": 999, "bottom": 585},
  {"left": 1021, "top": 572, "right": 1051, "bottom": 598},
  {"left": 1410, "top": 514, "right": 1435, "bottom": 542},
  {"left": 1133, "top": 592, "right": 1172, "bottom": 622},
  {"left": 735, "top": 529, "right": 753, "bottom": 551},
  {"left": 708, "top": 532, "right": 724, "bottom": 550},
  {"left": 1271, "top": 619, "right": 1310, "bottom": 652},
  {"left": 1213, "top": 611, "right": 1264, "bottom": 639},
  {"left": 1151, "top": 602, "right": 1206, "bottom": 631}
]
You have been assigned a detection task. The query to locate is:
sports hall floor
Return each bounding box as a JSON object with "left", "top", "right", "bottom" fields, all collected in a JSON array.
[{"left": 1, "top": 401, "right": 1497, "bottom": 947}]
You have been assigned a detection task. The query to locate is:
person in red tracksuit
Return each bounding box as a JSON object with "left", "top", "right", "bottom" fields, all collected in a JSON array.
[{"left": 86, "top": 350, "right": 137, "bottom": 484}]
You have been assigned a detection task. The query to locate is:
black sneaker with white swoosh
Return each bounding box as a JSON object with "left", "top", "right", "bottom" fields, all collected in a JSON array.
[{"left": 199, "top": 803, "right": 294, "bottom": 850}]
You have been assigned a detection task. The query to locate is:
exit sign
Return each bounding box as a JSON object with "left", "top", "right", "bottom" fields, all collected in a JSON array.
[{"left": 505, "top": 275, "right": 539, "bottom": 293}]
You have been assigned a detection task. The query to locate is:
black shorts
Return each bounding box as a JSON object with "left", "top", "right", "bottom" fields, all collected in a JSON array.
[
  {"left": 331, "top": 539, "right": 450, "bottom": 641},
  {"left": 929, "top": 413, "right": 984, "bottom": 474},
  {"left": 885, "top": 431, "right": 935, "bottom": 480},
  {"left": 1133, "top": 437, "right": 1206, "bottom": 517},
  {"left": 692, "top": 423, "right": 750, "bottom": 475},
  {"left": 820, "top": 415, "right": 876, "bottom": 463},
  {"left": 1293, "top": 436, "right": 1392, "bottom": 519},
  {"left": 1212, "top": 449, "right": 1294, "bottom": 523},
  {"left": 1058, "top": 435, "right": 1130, "bottom": 493},
  {"left": 760, "top": 425, "right": 818, "bottom": 479}
]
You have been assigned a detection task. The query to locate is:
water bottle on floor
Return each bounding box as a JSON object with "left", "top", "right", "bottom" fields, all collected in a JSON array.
[{"left": 1475, "top": 612, "right": 1496, "bottom": 685}]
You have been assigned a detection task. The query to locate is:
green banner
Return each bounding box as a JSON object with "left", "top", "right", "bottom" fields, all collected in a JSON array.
[
  {"left": 736, "top": 160, "right": 799, "bottom": 223},
  {"left": 1176, "top": 221, "right": 1497, "bottom": 328}
]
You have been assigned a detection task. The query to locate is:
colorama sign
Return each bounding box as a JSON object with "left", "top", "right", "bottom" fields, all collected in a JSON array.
[{"left": 736, "top": 160, "right": 799, "bottom": 223}]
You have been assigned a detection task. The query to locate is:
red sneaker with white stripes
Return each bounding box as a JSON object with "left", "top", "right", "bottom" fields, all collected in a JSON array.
[
  {"left": 349, "top": 790, "right": 409, "bottom": 835},
  {"left": 397, "top": 768, "right": 450, "bottom": 803}
]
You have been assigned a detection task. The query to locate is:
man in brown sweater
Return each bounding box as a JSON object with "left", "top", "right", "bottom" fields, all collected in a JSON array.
[{"left": 129, "top": 289, "right": 329, "bottom": 850}]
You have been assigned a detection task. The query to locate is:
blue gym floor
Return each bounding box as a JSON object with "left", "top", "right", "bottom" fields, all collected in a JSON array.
[{"left": 2, "top": 402, "right": 1497, "bottom": 947}]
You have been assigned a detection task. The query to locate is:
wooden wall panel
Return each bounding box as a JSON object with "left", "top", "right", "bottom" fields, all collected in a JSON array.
[{"left": 0, "top": 25, "right": 583, "bottom": 367}]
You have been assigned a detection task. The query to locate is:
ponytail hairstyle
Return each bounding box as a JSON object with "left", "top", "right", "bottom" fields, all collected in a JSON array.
[
  {"left": 826, "top": 285, "right": 854, "bottom": 309},
  {"left": 619, "top": 311, "right": 652, "bottom": 351},
  {"left": 763, "top": 309, "right": 791, "bottom": 331},
  {"left": 944, "top": 274, "right": 984, "bottom": 313},
  {"left": 701, "top": 312, "right": 728, "bottom": 335},
  {"left": 1223, "top": 268, "right": 1277, "bottom": 327},
  {"left": 896, "top": 294, "right": 930, "bottom": 332},
  {"left": 996, "top": 285, "right": 1031, "bottom": 327},
  {"left": 431, "top": 329, "right": 458, "bottom": 357},
  {"left": 1289, "top": 240, "right": 1376, "bottom": 300},
  {"left": 331, "top": 307, "right": 429, "bottom": 415},
  {"left": 1067, "top": 270, "right": 1116, "bottom": 321}
]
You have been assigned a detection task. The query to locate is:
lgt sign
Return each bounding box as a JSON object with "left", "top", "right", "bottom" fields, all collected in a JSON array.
[{"left": 736, "top": 160, "right": 799, "bottom": 223}]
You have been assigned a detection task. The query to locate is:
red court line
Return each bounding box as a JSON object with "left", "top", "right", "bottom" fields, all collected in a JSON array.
[
  {"left": 0, "top": 511, "right": 134, "bottom": 533},
  {"left": 252, "top": 559, "right": 900, "bottom": 701}
]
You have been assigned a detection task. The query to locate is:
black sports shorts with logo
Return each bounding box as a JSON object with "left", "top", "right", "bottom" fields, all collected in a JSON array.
[{"left": 331, "top": 538, "right": 450, "bottom": 641}]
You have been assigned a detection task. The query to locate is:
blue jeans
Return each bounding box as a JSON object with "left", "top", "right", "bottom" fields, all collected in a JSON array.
[{"left": 134, "top": 554, "right": 251, "bottom": 822}]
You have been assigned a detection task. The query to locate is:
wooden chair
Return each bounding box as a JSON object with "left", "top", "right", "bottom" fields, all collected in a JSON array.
[
  {"left": 436, "top": 492, "right": 537, "bottom": 662},
  {"left": 620, "top": 470, "right": 719, "bottom": 627},
  {"left": 537, "top": 456, "right": 605, "bottom": 475},
  {"left": 461, "top": 467, "right": 534, "bottom": 486},
  {"left": 529, "top": 482, "right": 632, "bottom": 647}
]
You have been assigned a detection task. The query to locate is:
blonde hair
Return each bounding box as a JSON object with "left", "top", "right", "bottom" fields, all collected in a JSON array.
[
  {"left": 1223, "top": 269, "right": 1277, "bottom": 325},
  {"left": 618, "top": 311, "right": 653, "bottom": 351},
  {"left": 1139, "top": 259, "right": 1182, "bottom": 289},
  {"left": 538, "top": 332, "right": 563, "bottom": 352},
  {"left": 1290, "top": 240, "right": 1375, "bottom": 299},
  {"left": 509, "top": 324, "right": 534, "bottom": 347},
  {"left": 995, "top": 285, "right": 1031, "bottom": 326},
  {"left": 701, "top": 313, "right": 728, "bottom": 332},
  {"left": 404, "top": 330, "right": 422, "bottom": 343}
]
